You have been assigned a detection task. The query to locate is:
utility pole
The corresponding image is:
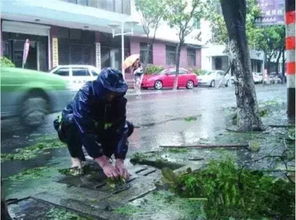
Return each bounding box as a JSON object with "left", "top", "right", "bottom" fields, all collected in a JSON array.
[{"left": 285, "top": 0, "right": 295, "bottom": 123}]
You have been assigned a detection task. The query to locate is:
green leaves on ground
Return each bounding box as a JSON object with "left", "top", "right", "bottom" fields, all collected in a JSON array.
[
  {"left": 162, "top": 159, "right": 295, "bottom": 219},
  {"left": 184, "top": 116, "right": 197, "bottom": 122},
  {"left": 46, "top": 207, "right": 93, "bottom": 220},
  {"left": 1, "top": 139, "right": 65, "bottom": 161},
  {"left": 5, "top": 167, "right": 49, "bottom": 182}
]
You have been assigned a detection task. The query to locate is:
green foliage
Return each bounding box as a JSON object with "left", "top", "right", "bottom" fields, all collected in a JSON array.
[
  {"left": 135, "top": 0, "right": 165, "bottom": 34},
  {"left": 248, "top": 140, "right": 261, "bottom": 152},
  {"left": 0, "top": 56, "right": 15, "bottom": 67},
  {"left": 106, "top": 177, "right": 126, "bottom": 188},
  {"left": 130, "top": 152, "right": 183, "bottom": 169},
  {"left": 184, "top": 116, "right": 197, "bottom": 121},
  {"left": 1, "top": 139, "right": 65, "bottom": 161},
  {"left": 145, "top": 64, "right": 164, "bottom": 74},
  {"left": 163, "top": 0, "right": 204, "bottom": 41},
  {"left": 58, "top": 167, "right": 83, "bottom": 176},
  {"left": 163, "top": 159, "right": 295, "bottom": 219},
  {"left": 167, "top": 148, "right": 188, "bottom": 153},
  {"left": 5, "top": 167, "right": 49, "bottom": 182},
  {"left": 114, "top": 204, "right": 144, "bottom": 216},
  {"left": 252, "top": 25, "right": 285, "bottom": 67},
  {"left": 46, "top": 207, "right": 93, "bottom": 220}
]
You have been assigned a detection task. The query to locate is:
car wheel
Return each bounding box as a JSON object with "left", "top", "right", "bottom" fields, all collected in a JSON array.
[
  {"left": 210, "top": 80, "right": 215, "bottom": 87},
  {"left": 154, "top": 80, "right": 163, "bottom": 90},
  {"left": 20, "top": 94, "right": 49, "bottom": 128},
  {"left": 186, "top": 80, "right": 194, "bottom": 89}
]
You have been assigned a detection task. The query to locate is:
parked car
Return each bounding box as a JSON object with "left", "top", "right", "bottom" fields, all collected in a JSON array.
[
  {"left": 49, "top": 65, "right": 100, "bottom": 90},
  {"left": 198, "top": 70, "right": 231, "bottom": 87},
  {"left": 263, "top": 72, "right": 282, "bottom": 84},
  {"left": 141, "top": 68, "right": 198, "bottom": 90},
  {"left": 1, "top": 67, "right": 73, "bottom": 127},
  {"left": 252, "top": 72, "right": 263, "bottom": 84}
]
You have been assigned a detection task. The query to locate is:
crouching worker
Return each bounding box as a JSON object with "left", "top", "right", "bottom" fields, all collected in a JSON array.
[{"left": 54, "top": 68, "right": 134, "bottom": 179}]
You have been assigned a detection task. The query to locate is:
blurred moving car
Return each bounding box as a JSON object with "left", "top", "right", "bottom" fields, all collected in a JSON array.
[
  {"left": 252, "top": 72, "right": 263, "bottom": 84},
  {"left": 49, "top": 65, "right": 99, "bottom": 90},
  {"left": 1, "top": 67, "right": 73, "bottom": 127},
  {"left": 263, "top": 72, "right": 282, "bottom": 84},
  {"left": 141, "top": 68, "right": 198, "bottom": 90},
  {"left": 198, "top": 70, "right": 231, "bottom": 87}
]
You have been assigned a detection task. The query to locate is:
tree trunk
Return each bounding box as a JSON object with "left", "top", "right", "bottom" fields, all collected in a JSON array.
[
  {"left": 174, "top": 41, "right": 183, "bottom": 89},
  {"left": 220, "top": 0, "right": 263, "bottom": 131},
  {"left": 275, "top": 50, "right": 282, "bottom": 75},
  {"left": 281, "top": 47, "right": 286, "bottom": 83},
  {"left": 143, "top": 43, "right": 151, "bottom": 67}
]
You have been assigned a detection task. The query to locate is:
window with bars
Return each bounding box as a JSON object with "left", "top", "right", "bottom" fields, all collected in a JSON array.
[
  {"left": 187, "top": 48, "right": 196, "bottom": 66},
  {"left": 140, "top": 42, "right": 153, "bottom": 64},
  {"left": 166, "top": 45, "right": 176, "bottom": 65}
]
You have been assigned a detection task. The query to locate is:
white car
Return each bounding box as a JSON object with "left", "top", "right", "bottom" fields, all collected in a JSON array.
[
  {"left": 198, "top": 70, "right": 231, "bottom": 87},
  {"left": 50, "top": 65, "right": 100, "bottom": 91},
  {"left": 252, "top": 72, "right": 263, "bottom": 84}
]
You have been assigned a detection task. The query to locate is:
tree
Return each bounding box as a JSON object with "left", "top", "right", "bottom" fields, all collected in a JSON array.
[
  {"left": 208, "top": 0, "right": 285, "bottom": 75},
  {"left": 220, "top": 0, "right": 263, "bottom": 131},
  {"left": 253, "top": 25, "right": 285, "bottom": 74},
  {"left": 207, "top": 0, "right": 261, "bottom": 45},
  {"left": 163, "top": 0, "right": 203, "bottom": 89},
  {"left": 135, "top": 0, "right": 165, "bottom": 66}
]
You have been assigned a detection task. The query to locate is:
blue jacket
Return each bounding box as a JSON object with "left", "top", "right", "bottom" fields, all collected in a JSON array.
[{"left": 62, "top": 69, "right": 128, "bottom": 159}]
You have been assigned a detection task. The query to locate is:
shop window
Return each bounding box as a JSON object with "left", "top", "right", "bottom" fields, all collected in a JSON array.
[
  {"left": 72, "top": 68, "right": 90, "bottom": 76},
  {"left": 214, "top": 57, "right": 222, "bottom": 69},
  {"left": 140, "top": 42, "right": 153, "bottom": 64},
  {"left": 166, "top": 45, "right": 176, "bottom": 65},
  {"left": 70, "top": 29, "right": 81, "bottom": 40},
  {"left": 187, "top": 48, "right": 196, "bottom": 66}
]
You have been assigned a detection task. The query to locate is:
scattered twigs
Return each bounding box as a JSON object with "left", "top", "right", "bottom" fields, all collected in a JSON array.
[{"left": 160, "top": 144, "right": 249, "bottom": 149}]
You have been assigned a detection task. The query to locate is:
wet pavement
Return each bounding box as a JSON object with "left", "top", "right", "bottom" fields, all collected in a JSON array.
[{"left": 1, "top": 84, "right": 293, "bottom": 219}]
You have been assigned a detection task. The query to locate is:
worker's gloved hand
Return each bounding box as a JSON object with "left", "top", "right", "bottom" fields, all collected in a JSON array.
[
  {"left": 115, "top": 159, "right": 130, "bottom": 179},
  {"left": 95, "top": 155, "right": 119, "bottom": 179}
]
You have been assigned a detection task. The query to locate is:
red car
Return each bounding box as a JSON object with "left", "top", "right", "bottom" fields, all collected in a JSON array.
[{"left": 141, "top": 68, "right": 198, "bottom": 90}]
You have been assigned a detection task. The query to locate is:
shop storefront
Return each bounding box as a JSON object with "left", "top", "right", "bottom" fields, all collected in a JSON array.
[{"left": 2, "top": 20, "right": 50, "bottom": 71}]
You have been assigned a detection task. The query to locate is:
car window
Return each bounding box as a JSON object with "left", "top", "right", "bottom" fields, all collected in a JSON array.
[
  {"left": 179, "top": 69, "right": 187, "bottom": 74},
  {"left": 72, "top": 68, "right": 90, "bottom": 76},
  {"left": 159, "top": 69, "right": 168, "bottom": 74},
  {"left": 169, "top": 70, "right": 176, "bottom": 75},
  {"left": 54, "top": 68, "right": 69, "bottom": 76}
]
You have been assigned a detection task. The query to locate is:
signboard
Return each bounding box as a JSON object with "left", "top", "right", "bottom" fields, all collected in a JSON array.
[
  {"left": 52, "top": 38, "right": 59, "bottom": 67},
  {"left": 256, "top": 0, "right": 285, "bottom": 26},
  {"left": 95, "top": 42, "right": 101, "bottom": 71}
]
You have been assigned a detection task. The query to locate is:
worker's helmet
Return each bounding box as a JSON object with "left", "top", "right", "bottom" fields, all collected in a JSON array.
[{"left": 98, "top": 68, "right": 128, "bottom": 95}]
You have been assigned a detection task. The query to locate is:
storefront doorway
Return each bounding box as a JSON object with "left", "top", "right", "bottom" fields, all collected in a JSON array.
[{"left": 2, "top": 21, "right": 50, "bottom": 71}]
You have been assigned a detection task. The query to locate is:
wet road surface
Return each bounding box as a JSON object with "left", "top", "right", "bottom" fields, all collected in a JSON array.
[
  {"left": 2, "top": 84, "right": 286, "bottom": 150},
  {"left": 1, "top": 84, "right": 286, "bottom": 175}
]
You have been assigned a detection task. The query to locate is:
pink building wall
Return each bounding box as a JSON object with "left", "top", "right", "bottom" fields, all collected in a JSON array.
[
  {"left": 130, "top": 36, "right": 201, "bottom": 69},
  {"left": 153, "top": 41, "right": 166, "bottom": 66}
]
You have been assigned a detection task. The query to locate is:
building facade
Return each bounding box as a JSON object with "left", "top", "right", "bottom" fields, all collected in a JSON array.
[
  {"left": 1, "top": 0, "right": 138, "bottom": 72},
  {"left": 1, "top": 0, "right": 202, "bottom": 78}
]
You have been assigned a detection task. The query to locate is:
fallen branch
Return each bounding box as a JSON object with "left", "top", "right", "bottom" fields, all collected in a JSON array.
[
  {"left": 160, "top": 144, "right": 249, "bottom": 149},
  {"left": 268, "top": 124, "right": 295, "bottom": 128}
]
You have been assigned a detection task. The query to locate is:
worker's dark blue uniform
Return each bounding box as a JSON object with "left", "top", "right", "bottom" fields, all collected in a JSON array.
[{"left": 55, "top": 68, "right": 133, "bottom": 161}]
